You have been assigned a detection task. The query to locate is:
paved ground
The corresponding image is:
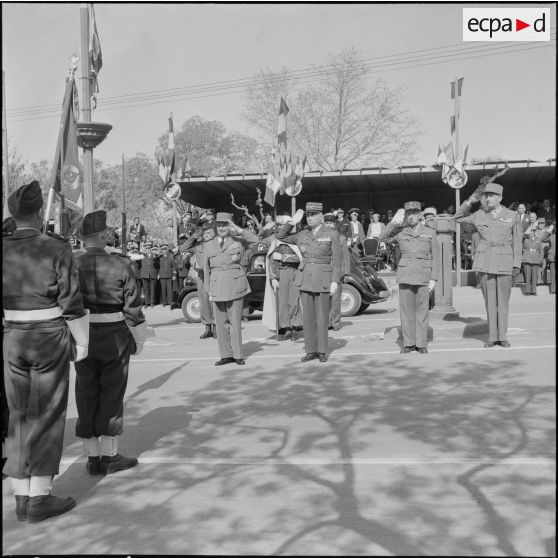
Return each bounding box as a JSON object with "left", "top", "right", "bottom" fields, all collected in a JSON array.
[{"left": 3, "top": 285, "right": 556, "bottom": 556}]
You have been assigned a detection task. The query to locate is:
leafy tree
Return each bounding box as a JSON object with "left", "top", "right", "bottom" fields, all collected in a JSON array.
[{"left": 245, "top": 47, "right": 419, "bottom": 171}]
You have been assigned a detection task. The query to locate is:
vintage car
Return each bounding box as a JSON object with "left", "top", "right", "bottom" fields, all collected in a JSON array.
[{"left": 172, "top": 249, "right": 390, "bottom": 323}]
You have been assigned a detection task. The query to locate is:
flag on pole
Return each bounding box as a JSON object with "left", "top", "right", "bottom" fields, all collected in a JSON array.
[
  {"left": 51, "top": 77, "right": 82, "bottom": 226},
  {"left": 277, "top": 96, "right": 289, "bottom": 154},
  {"left": 168, "top": 114, "right": 175, "bottom": 151},
  {"left": 89, "top": 4, "right": 102, "bottom": 109},
  {"left": 177, "top": 155, "right": 191, "bottom": 180},
  {"left": 450, "top": 77, "right": 463, "bottom": 143},
  {"left": 264, "top": 173, "right": 282, "bottom": 206},
  {"left": 158, "top": 154, "right": 168, "bottom": 183}
]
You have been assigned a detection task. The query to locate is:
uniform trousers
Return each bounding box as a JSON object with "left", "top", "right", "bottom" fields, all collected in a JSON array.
[
  {"left": 278, "top": 266, "right": 302, "bottom": 329},
  {"left": 522, "top": 263, "right": 540, "bottom": 294},
  {"left": 478, "top": 273, "right": 512, "bottom": 343},
  {"left": 160, "top": 277, "right": 173, "bottom": 305},
  {"left": 329, "top": 283, "right": 342, "bottom": 328},
  {"left": 142, "top": 278, "right": 157, "bottom": 305},
  {"left": 75, "top": 323, "right": 132, "bottom": 438},
  {"left": 549, "top": 261, "right": 556, "bottom": 293},
  {"left": 196, "top": 277, "right": 214, "bottom": 326},
  {"left": 398, "top": 284, "right": 430, "bottom": 348},
  {"left": 213, "top": 297, "right": 244, "bottom": 359},
  {"left": 300, "top": 291, "right": 330, "bottom": 354},
  {"left": 3, "top": 318, "right": 70, "bottom": 478}
]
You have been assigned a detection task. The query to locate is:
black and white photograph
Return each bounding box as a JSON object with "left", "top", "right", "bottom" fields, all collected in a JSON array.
[{"left": 2, "top": 2, "right": 555, "bottom": 556}]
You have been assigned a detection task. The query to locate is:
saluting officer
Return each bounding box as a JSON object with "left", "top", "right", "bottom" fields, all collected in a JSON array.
[
  {"left": 139, "top": 243, "right": 159, "bottom": 307},
  {"left": 276, "top": 202, "right": 342, "bottom": 362},
  {"left": 3, "top": 181, "right": 89, "bottom": 522},
  {"left": 203, "top": 213, "right": 259, "bottom": 365},
  {"left": 74, "top": 210, "right": 149, "bottom": 476},
  {"left": 454, "top": 182, "right": 522, "bottom": 347},
  {"left": 158, "top": 243, "right": 174, "bottom": 306},
  {"left": 378, "top": 201, "right": 439, "bottom": 354}
]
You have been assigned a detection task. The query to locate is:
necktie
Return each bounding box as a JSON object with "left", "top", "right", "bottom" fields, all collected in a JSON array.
[{"left": 219, "top": 237, "right": 224, "bottom": 248}]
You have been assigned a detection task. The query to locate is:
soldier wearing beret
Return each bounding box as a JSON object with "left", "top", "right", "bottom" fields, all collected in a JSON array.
[
  {"left": 158, "top": 243, "right": 174, "bottom": 306},
  {"left": 276, "top": 202, "right": 343, "bottom": 362},
  {"left": 378, "top": 201, "right": 440, "bottom": 354},
  {"left": 73, "top": 210, "right": 149, "bottom": 476},
  {"left": 3, "top": 181, "right": 88, "bottom": 522},
  {"left": 454, "top": 182, "right": 522, "bottom": 347},
  {"left": 203, "top": 213, "right": 259, "bottom": 365}
]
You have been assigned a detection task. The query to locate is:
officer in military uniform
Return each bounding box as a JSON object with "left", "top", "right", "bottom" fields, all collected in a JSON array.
[
  {"left": 203, "top": 213, "right": 259, "bottom": 365},
  {"left": 264, "top": 215, "right": 303, "bottom": 340},
  {"left": 276, "top": 202, "right": 342, "bottom": 362},
  {"left": 3, "top": 181, "right": 89, "bottom": 522},
  {"left": 183, "top": 224, "right": 216, "bottom": 339},
  {"left": 74, "top": 210, "right": 150, "bottom": 476},
  {"left": 158, "top": 243, "right": 174, "bottom": 306},
  {"left": 521, "top": 222, "right": 545, "bottom": 296},
  {"left": 378, "top": 201, "right": 439, "bottom": 354},
  {"left": 541, "top": 223, "right": 555, "bottom": 294},
  {"left": 324, "top": 213, "right": 351, "bottom": 331},
  {"left": 454, "top": 182, "right": 522, "bottom": 347},
  {"left": 139, "top": 243, "right": 159, "bottom": 307}
]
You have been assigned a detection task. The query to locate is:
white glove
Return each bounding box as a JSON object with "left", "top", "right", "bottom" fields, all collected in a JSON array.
[
  {"left": 271, "top": 278, "right": 279, "bottom": 291},
  {"left": 392, "top": 208, "right": 406, "bottom": 226},
  {"left": 428, "top": 279, "right": 436, "bottom": 292},
  {"left": 330, "top": 282, "right": 338, "bottom": 296},
  {"left": 290, "top": 209, "right": 304, "bottom": 226},
  {"left": 132, "top": 342, "right": 144, "bottom": 356},
  {"left": 73, "top": 344, "right": 88, "bottom": 362}
]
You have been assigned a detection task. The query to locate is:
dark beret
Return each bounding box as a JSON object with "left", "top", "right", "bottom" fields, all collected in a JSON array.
[
  {"left": 79, "top": 210, "right": 107, "bottom": 236},
  {"left": 8, "top": 181, "right": 44, "bottom": 218}
]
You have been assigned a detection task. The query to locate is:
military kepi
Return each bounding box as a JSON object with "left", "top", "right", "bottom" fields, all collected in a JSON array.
[
  {"left": 79, "top": 210, "right": 107, "bottom": 236},
  {"left": 8, "top": 180, "right": 43, "bottom": 218},
  {"left": 404, "top": 201, "right": 421, "bottom": 212},
  {"left": 484, "top": 182, "right": 503, "bottom": 196},
  {"left": 215, "top": 212, "right": 232, "bottom": 222},
  {"left": 305, "top": 201, "right": 323, "bottom": 213},
  {"left": 323, "top": 213, "right": 336, "bottom": 222}
]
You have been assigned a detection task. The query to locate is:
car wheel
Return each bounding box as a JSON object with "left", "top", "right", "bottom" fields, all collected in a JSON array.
[
  {"left": 358, "top": 303, "right": 370, "bottom": 314},
  {"left": 341, "top": 284, "right": 362, "bottom": 317},
  {"left": 181, "top": 291, "right": 201, "bottom": 323}
]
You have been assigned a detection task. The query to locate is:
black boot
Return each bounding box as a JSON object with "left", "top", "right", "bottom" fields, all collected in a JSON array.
[
  {"left": 27, "top": 494, "right": 76, "bottom": 523},
  {"left": 99, "top": 454, "right": 138, "bottom": 475},
  {"left": 86, "top": 456, "right": 101, "bottom": 475},
  {"left": 200, "top": 325, "right": 213, "bottom": 339}
]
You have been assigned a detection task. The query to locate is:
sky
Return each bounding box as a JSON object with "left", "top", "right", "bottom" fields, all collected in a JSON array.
[{"left": 2, "top": 2, "right": 556, "bottom": 170}]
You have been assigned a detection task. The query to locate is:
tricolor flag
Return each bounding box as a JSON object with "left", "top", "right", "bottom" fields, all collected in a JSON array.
[
  {"left": 89, "top": 4, "right": 102, "bottom": 109},
  {"left": 450, "top": 77, "right": 463, "bottom": 139},
  {"left": 168, "top": 114, "right": 175, "bottom": 151},
  {"left": 158, "top": 154, "right": 168, "bottom": 183},
  {"left": 264, "top": 172, "right": 282, "bottom": 206},
  {"left": 277, "top": 96, "right": 289, "bottom": 154},
  {"left": 51, "top": 77, "right": 82, "bottom": 226}
]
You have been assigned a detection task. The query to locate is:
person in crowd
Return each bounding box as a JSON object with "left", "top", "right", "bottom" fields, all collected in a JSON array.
[
  {"left": 516, "top": 203, "right": 530, "bottom": 231},
  {"left": 172, "top": 246, "right": 189, "bottom": 299},
  {"left": 347, "top": 208, "right": 365, "bottom": 252},
  {"left": 367, "top": 213, "right": 385, "bottom": 239},
  {"left": 454, "top": 182, "right": 522, "bottom": 348},
  {"left": 129, "top": 217, "right": 146, "bottom": 244},
  {"left": 386, "top": 209, "right": 394, "bottom": 222},
  {"left": 139, "top": 243, "right": 159, "bottom": 307},
  {"left": 276, "top": 202, "right": 342, "bottom": 363},
  {"left": 335, "top": 208, "right": 350, "bottom": 237},
  {"left": 73, "top": 210, "right": 149, "bottom": 477},
  {"left": 246, "top": 220, "right": 257, "bottom": 234},
  {"left": 182, "top": 225, "right": 217, "bottom": 339},
  {"left": 178, "top": 211, "right": 197, "bottom": 242},
  {"left": 3, "top": 181, "right": 88, "bottom": 522},
  {"left": 541, "top": 222, "right": 556, "bottom": 294},
  {"left": 378, "top": 201, "right": 439, "bottom": 354},
  {"left": 164, "top": 218, "right": 176, "bottom": 249},
  {"left": 157, "top": 244, "right": 174, "bottom": 306},
  {"left": 540, "top": 199, "right": 556, "bottom": 225},
  {"left": 525, "top": 212, "right": 539, "bottom": 237},
  {"left": 203, "top": 213, "right": 259, "bottom": 365},
  {"left": 508, "top": 202, "right": 519, "bottom": 212},
  {"left": 200, "top": 208, "right": 216, "bottom": 230},
  {"left": 380, "top": 213, "right": 388, "bottom": 225},
  {"left": 521, "top": 221, "right": 544, "bottom": 296},
  {"left": 324, "top": 213, "right": 351, "bottom": 331}
]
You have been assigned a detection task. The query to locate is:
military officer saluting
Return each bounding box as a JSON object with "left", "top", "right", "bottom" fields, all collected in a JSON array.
[
  {"left": 73, "top": 210, "right": 150, "bottom": 476},
  {"left": 454, "top": 182, "right": 522, "bottom": 347},
  {"left": 3, "top": 181, "right": 89, "bottom": 522},
  {"left": 378, "top": 201, "right": 439, "bottom": 354},
  {"left": 276, "top": 202, "right": 342, "bottom": 362},
  {"left": 203, "top": 213, "right": 259, "bottom": 365}
]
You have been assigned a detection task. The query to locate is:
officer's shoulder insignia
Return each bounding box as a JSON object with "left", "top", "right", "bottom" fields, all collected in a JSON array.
[
  {"left": 316, "top": 237, "right": 331, "bottom": 243},
  {"left": 229, "top": 241, "right": 241, "bottom": 250},
  {"left": 46, "top": 231, "right": 68, "bottom": 242}
]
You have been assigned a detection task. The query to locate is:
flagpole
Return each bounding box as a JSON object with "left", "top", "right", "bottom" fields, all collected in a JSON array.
[
  {"left": 2, "top": 71, "right": 10, "bottom": 219},
  {"left": 121, "top": 153, "right": 127, "bottom": 254},
  {"left": 454, "top": 76, "right": 461, "bottom": 288}
]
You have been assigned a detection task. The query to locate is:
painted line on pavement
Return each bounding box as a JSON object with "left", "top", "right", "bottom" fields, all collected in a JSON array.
[{"left": 132, "top": 344, "right": 555, "bottom": 362}]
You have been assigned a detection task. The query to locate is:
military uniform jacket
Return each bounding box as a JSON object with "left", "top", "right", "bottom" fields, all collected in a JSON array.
[
  {"left": 522, "top": 236, "right": 544, "bottom": 265},
  {"left": 203, "top": 230, "right": 257, "bottom": 302},
  {"left": 158, "top": 254, "right": 174, "bottom": 279},
  {"left": 541, "top": 230, "right": 555, "bottom": 262},
  {"left": 3, "top": 228, "right": 85, "bottom": 319},
  {"left": 174, "top": 251, "right": 189, "bottom": 278},
  {"left": 74, "top": 247, "right": 145, "bottom": 327},
  {"left": 378, "top": 222, "right": 440, "bottom": 286},
  {"left": 277, "top": 224, "right": 342, "bottom": 293},
  {"left": 139, "top": 254, "right": 159, "bottom": 279},
  {"left": 454, "top": 203, "right": 522, "bottom": 274}
]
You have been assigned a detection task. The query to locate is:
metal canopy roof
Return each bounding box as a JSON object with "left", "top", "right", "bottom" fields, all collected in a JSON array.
[{"left": 177, "top": 159, "right": 556, "bottom": 210}]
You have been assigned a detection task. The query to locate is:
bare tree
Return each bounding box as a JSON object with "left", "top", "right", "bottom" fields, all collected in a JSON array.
[{"left": 245, "top": 48, "right": 419, "bottom": 171}]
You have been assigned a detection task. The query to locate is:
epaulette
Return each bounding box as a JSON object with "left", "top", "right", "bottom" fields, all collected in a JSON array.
[
  {"left": 46, "top": 231, "right": 69, "bottom": 242},
  {"left": 111, "top": 252, "right": 131, "bottom": 259}
]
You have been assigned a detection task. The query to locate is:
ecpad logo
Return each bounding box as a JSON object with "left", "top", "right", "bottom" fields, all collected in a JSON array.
[{"left": 463, "top": 8, "right": 550, "bottom": 41}]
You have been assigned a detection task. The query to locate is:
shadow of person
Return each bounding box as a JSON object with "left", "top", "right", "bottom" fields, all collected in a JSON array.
[{"left": 242, "top": 339, "right": 277, "bottom": 358}]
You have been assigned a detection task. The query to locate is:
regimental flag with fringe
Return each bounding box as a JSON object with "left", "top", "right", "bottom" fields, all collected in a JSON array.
[
  {"left": 89, "top": 4, "right": 102, "bottom": 109},
  {"left": 51, "top": 77, "right": 82, "bottom": 227}
]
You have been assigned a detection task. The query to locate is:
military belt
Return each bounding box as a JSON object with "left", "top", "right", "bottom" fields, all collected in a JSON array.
[
  {"left": 212, "top": 265, "right": 241, "bottom": 272},
  {"left": 89, "top": 312, "right": 126, "bottom": 323},
  {"left": 279, "top": 261, "right": 299, "bottom": 268},
  {"left": 302, "top": 257, "right": 330, "bottom": 264},
  {"left": 3, "top": 307, "right": 63, "bottom": 322}
]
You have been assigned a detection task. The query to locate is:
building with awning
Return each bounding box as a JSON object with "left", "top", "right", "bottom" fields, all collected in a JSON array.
[{"left": 177, "top": 159, "right": 556, "bottom": 214}]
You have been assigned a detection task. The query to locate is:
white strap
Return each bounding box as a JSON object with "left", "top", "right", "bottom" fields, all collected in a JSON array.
[{"left": 4, "top": 307, "right": 63, "bottom": 322}]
